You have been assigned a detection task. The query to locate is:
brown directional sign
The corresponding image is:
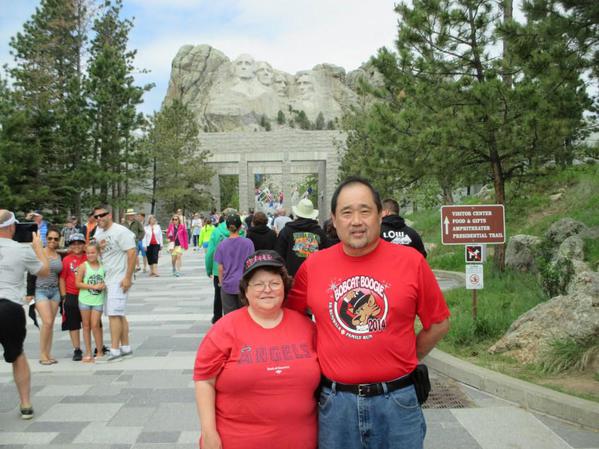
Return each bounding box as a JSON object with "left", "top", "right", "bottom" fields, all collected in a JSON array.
[{"left": 440, "top": 205, "right": 505, "bottom": 245}]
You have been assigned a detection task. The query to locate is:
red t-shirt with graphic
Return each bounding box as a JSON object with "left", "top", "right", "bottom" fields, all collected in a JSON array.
[
  {"left": 287, "top": 239, "right": 450, "bottom": 384},
  {"left": 60, "top": 253, "right": 87, "bottom": 295},
  {"left": 193, "top": 308, "right": 319, "bottom": 449}
]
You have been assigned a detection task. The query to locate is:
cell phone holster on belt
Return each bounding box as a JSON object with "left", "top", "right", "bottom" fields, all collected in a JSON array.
[{"left": 410, "top": 364, "right": 431, "bottom": 405}]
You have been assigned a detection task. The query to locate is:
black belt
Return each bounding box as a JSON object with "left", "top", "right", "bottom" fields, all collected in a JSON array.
[{"left": 321, "top": 375, "right": 413, "bottom": 397}]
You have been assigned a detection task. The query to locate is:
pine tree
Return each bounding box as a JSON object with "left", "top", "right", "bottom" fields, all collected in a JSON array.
[
  {"left": 277, "top": 110, "right": 286, "bottom": 125},
  {"left": 7, "top": 0, "right": 92, "bottom": 216},
  {"left": 144, "top": 100, "right": 214, "bottom": 214},
  {"left": 315, "top": 112, "right": 325, "bottom": 130},
  {"left": 86, "top": 0, "right": 152, "bottom": 214}
]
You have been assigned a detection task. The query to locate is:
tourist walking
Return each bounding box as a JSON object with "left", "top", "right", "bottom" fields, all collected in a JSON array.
[
  {"left": 205, "top": 208, "right": 241, "bottom": 324},
  {"left": 0, "top": 210, "right": 49, "bottom": 419},
  {"left": 287, "top": 177, "right": 450, "bottom": 449},
  {"left": 125, "top": 209, "right": 146, "bottom": 273},
  {"left": 143, "top": 215, "right": 163, "bottom": 277},
  {"left": 199, "top": 218, "right": 214, "bottom": 253},
  {"left": 246, "top": 211, "right": 277, "bottom": 250},
  {"left": 34, "top": 227, "right": 63, "bottom": 365},
  {"left": 75, "top": 243, "right": 106, "bottom": 363},
  {"left": 191, "top": 213, "right": 202, "bottom": 251},
  {"left": 275, "top": 198, "right": 328, "bottom": 277},
  {"left": 381, "top": 198, "right": 427, "bottom": 257},
  {"left": 214, "top": 214, "right": 255, "bottom": 315},
  {"left": 194, "top": 250, "right": 319, "bottom": 449},
  {"left": 82, "top": 211, "right": 97, "bottom": 244},
  {"left": 93, "top": 205, "right": 136, "bottom": 362},
  {"left": 167, "top": 215, "right": 188, "bottom": 277},
  {"left": 273, "top": 207, "right": 291, "bottom": 235}
]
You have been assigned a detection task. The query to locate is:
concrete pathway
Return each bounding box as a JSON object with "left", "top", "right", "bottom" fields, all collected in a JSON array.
[{"left": 1, "top": 249, "right": 597, "bottom": 448}]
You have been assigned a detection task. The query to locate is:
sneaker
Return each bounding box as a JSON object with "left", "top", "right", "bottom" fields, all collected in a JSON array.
[
  {"left": 175, "top": 271, "right": 181, "bottom": 277},
  {"left": 20, "top": 405, "right": 34, "bottom": 420},
  {"left": 106, "top": 351, "right": 122, "bottom": 362},
  {"left": 93, "top": 345, "right": 110, "bottom": 357},
  {"left": 72, "top": 348, "right": 83, "bottom": 361},
  {"left": 121, "top": 349, "right": 133, "bottom": 357}
]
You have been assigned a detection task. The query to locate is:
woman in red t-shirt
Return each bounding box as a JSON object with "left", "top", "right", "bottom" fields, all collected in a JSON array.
[{"left": 194, "top": 250, "right": 320, "bottom": 449}]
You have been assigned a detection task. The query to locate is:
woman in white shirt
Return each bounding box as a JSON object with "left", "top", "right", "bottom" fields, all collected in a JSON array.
[{"left": 143, "top": 215, "right": 163, "bottom": 277}]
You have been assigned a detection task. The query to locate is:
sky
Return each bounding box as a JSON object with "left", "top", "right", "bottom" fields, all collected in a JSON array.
[{"left": 0, "top": 0, "right": 399, "bottom": 115}]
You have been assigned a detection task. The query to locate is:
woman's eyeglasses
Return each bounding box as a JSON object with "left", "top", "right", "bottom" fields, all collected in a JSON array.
[
  {"left": 47, "top": 237, "right": 60, "bottom": 242},
  {"left": 172, "top": 218, "right": 179, "bottom": 221},
  {"left": 248, "top": 281, "right": 283, "bottom": 292},
  {"left": 94, "top": 212, "right": 109, "bottom": 219}
]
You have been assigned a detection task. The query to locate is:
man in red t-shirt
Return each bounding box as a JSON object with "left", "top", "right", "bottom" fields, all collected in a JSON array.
[{"left": 287, "top": 177, "right": 450, "bottom": 449}]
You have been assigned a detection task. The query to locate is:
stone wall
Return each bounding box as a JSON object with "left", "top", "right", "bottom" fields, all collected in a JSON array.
[{"left": 200, "top": 129, "right": 345, "bottom": 221}]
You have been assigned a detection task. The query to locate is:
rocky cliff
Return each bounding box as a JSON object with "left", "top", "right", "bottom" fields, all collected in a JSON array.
[{"left": 164, "top": 45, "right": 379, "bottom": 132}]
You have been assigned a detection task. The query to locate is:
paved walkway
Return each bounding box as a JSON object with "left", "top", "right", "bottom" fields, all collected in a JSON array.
[{"left": 1, "top": 250, "right": 598, "bottom": 448}]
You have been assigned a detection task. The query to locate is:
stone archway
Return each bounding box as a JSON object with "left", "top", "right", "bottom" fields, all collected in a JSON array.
[{"left": 200, "top": 129, "right": 344, "bottom": 222}]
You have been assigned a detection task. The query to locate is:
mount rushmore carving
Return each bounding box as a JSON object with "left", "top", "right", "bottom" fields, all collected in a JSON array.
[{"left": 164, "top": 45, "right": 381, "bottom": 132}]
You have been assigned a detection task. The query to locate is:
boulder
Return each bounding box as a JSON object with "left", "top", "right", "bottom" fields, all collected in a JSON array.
[
  {"left": 489, "top": 292, "right": 599, "bottom": 364},
  {"left": 557, "top": 235, "right": 585, "bottom": 261},
  {"left": 545, "top": 218, "right": 587, "bottom": 246},
  {"left": 505, "top": 234, "right": 541, "bottom": 272},
  {"left": 568, "top": 260, "right": 599, "bottom": 297}
]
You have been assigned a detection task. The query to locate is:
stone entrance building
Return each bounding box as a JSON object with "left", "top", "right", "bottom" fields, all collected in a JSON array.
[{"left": 201, "top": 129, "right": 344, "bottom": 222}]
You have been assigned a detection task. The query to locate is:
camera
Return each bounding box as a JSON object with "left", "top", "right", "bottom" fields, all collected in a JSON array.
[{"left": 13, "top": 223, "right": 38, "bottom": 243}]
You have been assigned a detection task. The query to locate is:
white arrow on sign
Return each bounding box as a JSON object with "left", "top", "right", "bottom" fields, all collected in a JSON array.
[{"left": 444, "top": 216, "right": 450, "bottom": 234}]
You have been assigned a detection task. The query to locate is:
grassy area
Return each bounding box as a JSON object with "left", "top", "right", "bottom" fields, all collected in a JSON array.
[{"left": 406, "top": 164, "right": 599, "bottom": 401}]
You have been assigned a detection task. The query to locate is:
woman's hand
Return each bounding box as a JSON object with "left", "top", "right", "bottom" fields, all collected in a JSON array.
[
  {"left": 200, "top": 431, "right": 222, "bottom": 449},
  {"left": 96, "top": 283, "right": 106, "bottom": 291}
]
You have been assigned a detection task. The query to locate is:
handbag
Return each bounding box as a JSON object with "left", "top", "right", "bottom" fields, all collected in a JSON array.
[{"left": 167, "top": 241, "right": 175, "bottom": 251}]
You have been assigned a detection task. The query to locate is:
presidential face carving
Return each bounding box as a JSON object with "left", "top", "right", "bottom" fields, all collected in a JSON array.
[
  {"left": 256, "top": 62, "right": 273, "bottom": 86},
  {"left": 296, "top": 72, "right": 314, "bottom": 98},
  {"left": 273, "top": 72, "right": 288, "bottom": 96},
  {"left": 234, "top": 54, "right": 255, "bottom": 80}
]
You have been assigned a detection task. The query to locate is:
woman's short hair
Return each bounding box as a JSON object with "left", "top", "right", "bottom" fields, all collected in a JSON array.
[{"left": 238, "top": 265, "right": 293, "bottom": 306}]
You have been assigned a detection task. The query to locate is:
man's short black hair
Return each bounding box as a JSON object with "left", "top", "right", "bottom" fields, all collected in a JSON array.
[
  {"left": 382, "top": 198, "right": 400, "bottom": 215},
  {"left": 331, "top": 176, "right": 382, "bottom": 214}
]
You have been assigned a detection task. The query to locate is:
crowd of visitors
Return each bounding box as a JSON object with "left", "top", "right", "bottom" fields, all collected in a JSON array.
[{"left": 2, "top": 179, "right": 440, "bottom": 449}]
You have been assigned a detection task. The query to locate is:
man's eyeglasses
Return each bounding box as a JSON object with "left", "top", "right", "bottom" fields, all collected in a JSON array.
[
  {"left": 47, "top": 237, "right": 60, "bottom": 241},
  {"left": 248, "top": 280, "right": 283, "bottom": 292},
  {"left": 94, "top": 212, "right": 109, "bottom": 219}
]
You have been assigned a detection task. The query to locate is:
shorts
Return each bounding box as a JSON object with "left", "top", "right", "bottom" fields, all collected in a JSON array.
[
  {"left": 137, "top": 240, "right": 146, "bottom": 257},
  {"left": 61, "top": 293, "right": 82, "bottom": 331},
  {"left": 172, "top": 246, "right": 184, "bottom": 256},
  {"left": 79, "top": 303, "right": 104, "bottom": 312},
  {"left": 0, "top": 299, "right": 27, "bottom": 363},
  {"left": 35, "top": 286, "right": 61, "bottom": 303},
  {"left": 105, "top": 282, "right": 127, "bottom": 316}
]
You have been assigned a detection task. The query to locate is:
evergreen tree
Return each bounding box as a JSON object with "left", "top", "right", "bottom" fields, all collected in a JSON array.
[
  {"left": 144, "top": 100, "right": 214, "bottom": 213},
  {"left": 86, "top": 0, "right": 152, "bottom": 214},
  {"left": 277, "top": 110, "right": 286, "bottom": 125},
  {"left": 315, "top": 112, "right": 325, "bottom": 130},
  {"left": 7, "top": 0, "right": 92, "bottom": 215}
]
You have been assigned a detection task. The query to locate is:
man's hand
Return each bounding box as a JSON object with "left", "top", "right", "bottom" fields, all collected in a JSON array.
[
  {"left": 31, "top": 231, "right": 43, "bottom": 253},
  {"left": 120, "top": 277, "right": 133, "bottom": 293}
]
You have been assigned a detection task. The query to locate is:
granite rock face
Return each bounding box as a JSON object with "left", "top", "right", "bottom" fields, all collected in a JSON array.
[{"left": 164, "top": 45, "right": 377, "bottom": 132}]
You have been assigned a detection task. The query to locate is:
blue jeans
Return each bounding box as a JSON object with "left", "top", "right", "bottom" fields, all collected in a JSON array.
[{"left": 318, "top": 383, "right": 426, "bottom": 449}]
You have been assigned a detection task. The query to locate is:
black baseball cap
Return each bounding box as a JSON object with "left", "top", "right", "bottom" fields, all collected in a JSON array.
[
  {"left": 242, "top": 250, "right": 285, "bottom": 278},
  {"left": 225, "top": 214, "right": 242, "bottom": 229}
]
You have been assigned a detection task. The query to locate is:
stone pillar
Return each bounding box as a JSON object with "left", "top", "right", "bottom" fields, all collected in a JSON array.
[
  {"left": 281, "top": 152, "right": 291, "bottom": 210},
  {"left": 318, "top": 160, "right": 327, "bottom": 223},
  {"left": 210, "top": 173, "right": 221, "bottom": 212},
  {"left": 238, "top": 154, "right": 249, "bottom": 213}
]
